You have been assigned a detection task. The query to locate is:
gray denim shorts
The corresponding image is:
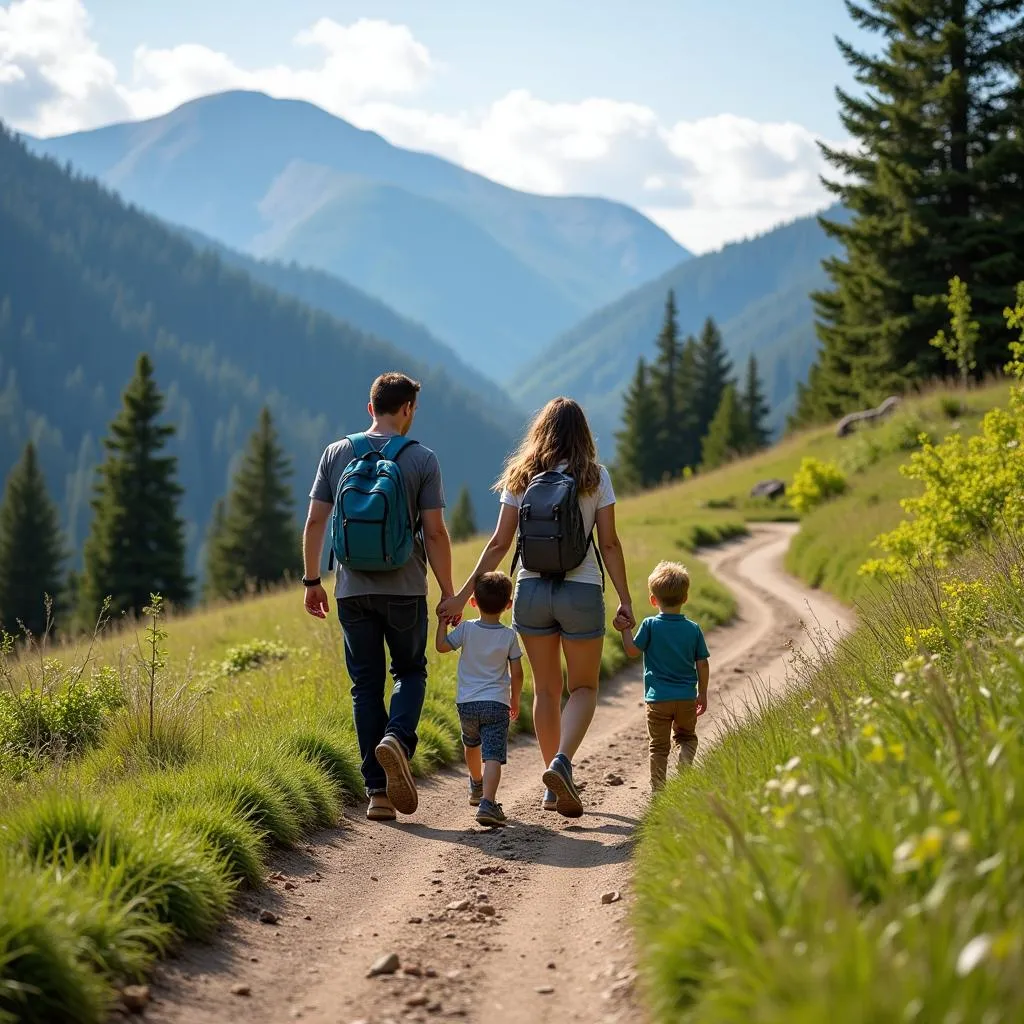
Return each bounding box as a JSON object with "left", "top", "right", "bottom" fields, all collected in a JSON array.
[
  {"left": 513, "top": 579, "right": 605, "bottom": 641},
  {"left": 457, "top": 701, "right": 510, "bottom": 764}
]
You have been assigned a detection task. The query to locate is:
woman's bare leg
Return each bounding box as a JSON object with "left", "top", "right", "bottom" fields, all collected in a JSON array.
[
  {"left": 558, "top": 636, "right": 604, "bottom": 760},
  {"left": 521, "top": 632, "right": 565, "bottom": 767}
]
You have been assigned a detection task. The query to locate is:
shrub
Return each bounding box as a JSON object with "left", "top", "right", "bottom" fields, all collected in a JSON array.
[
  {"left": 863, "top": 289, "right": 1024, "bottom": 578},
  {"left": 220, "top": 640, "right": 290, "bottom": 676},
  {"left": 789, "top": 458, "right": 847, "bottom": 514},
  {"left": 187, "top": 764, "right": 304, "bottom": 846}
]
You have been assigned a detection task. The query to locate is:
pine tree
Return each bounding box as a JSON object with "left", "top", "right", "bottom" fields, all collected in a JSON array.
[
  {"left": 797, "top": 0, "right": 1024, "bottom": 424},
  {"left": 204, "top": 407, "right": 297, "bottom": 599},
  {"left": 449, "top": 486, "right": 477, "bottom": 543},
  {"left": 701, "top": 385, "right": 746, "bottom": 471},
  {"left": 0, "top": 442, "right": 65, "bottom": 637},
  {"left": 741, "top": 355, "right": 772, "bottom": 452},
  {"left": 674, "top": 335, "right": 702, "bottom": 472},
  {"left": 614, "top": 358, "right": 662, "bottom": 492},
  {"left": 693, "top": 318, "right": 733, "bottom": 442},
  {"left": 649, "top": 291, "right": 681, "bottom": 478},
  {"left": 79, "top": 354, "right": 192, "bottom": 625}
]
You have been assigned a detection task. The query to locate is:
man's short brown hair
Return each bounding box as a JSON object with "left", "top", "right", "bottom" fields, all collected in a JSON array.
[
  {"left": 648, "top": 561, "right": 690, "bottom": 606},
  {"left": 370, "top": 372, "right": 421, "bottom": 416},
  {"left": 474, "top": 571, "right": 514, "bottom": 615}
]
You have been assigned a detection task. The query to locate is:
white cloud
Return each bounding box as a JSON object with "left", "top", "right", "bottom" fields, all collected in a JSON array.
[{"left": 0, "top": 0, "right": 844, "bottom": 253}]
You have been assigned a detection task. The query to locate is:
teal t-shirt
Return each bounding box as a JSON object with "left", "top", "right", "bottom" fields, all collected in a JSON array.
[{"left": 633, "top": 613, "right": 710, "bottom": 702}]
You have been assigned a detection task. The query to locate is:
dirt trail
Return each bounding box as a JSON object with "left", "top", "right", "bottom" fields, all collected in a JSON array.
[{"left": 146, "top": 524, "right": 853, "bottom": 1024}]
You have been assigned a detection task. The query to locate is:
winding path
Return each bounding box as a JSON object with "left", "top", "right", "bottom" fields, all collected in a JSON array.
[{"left": 147, "top": 523, "right": 853, "bottom": 1024}]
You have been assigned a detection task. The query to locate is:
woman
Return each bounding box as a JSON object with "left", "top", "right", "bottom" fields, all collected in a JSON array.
[{"left": 439, "top": 398, "right": 634, "bottom": 817}]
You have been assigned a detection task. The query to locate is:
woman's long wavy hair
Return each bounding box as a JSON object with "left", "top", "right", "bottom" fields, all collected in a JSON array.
[{"left": 498, "top": 397, "right": 601, "bottom": 496}]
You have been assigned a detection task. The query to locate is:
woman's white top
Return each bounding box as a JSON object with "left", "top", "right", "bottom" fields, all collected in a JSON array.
[{"left": 499, "top": 464, "right": 616, "bottom": 587}]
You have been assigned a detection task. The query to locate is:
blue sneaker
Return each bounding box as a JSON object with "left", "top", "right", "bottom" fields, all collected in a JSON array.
[
  {"left": 542, "top": 754, "right": 584, "bottom": 818},
  {"left": 475, "top": 798, "right": 508, "bottom": 827},
  {"left": 541, "top": 788, "right": 557, "bottom": 812},
  {"left": 469, "top": 777, "right": 484, "bottom": 807}
]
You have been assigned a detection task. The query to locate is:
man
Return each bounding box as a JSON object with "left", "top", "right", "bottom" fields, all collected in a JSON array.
[{"left": 302, "top": 373, "right": 455, "bottom": 821}]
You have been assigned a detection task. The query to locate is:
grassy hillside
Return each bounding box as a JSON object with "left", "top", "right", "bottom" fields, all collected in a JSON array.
[
  {"left": 510, "top": 208, "right": 844, "bottom": 445},
  {"left": 0, "top": 125, "right": 516, "bottom": 574},
  {"left": 29, "top": 90, "right": 687, "bottom": 375},
  {"left": 634, "top": 371, "right": 1024, "bottom": 1022}
]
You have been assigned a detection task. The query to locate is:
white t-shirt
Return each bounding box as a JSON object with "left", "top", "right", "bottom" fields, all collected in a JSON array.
[
  {"left": 445, "top": 620, "right": 523, "bottom": 705},
  {"left": 500, "top": 464, "right": 616, "bottom": 587}
]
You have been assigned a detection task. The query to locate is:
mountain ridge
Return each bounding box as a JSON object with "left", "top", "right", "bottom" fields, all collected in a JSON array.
[{"left": 28, "top": 90, "right": 690, "bottom": 377}]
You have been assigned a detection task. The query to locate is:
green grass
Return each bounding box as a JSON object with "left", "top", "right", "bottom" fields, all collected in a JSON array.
[
  {"left": 785, "top": 382, "right": 1010, "bottom": 603},
  {"left": 635, "top": 533, "right": 1024, "bottom": 1022}
]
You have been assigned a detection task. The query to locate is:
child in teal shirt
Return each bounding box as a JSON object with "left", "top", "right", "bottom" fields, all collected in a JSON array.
[{"left": 618, "top": 561, "right": 710, "bottom": 790}]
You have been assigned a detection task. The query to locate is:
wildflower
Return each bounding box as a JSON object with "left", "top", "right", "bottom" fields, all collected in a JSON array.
[
  {"left": 861, "top": 723, "right": 877, "bottom": 739},
  {"left": 797, "top": 784, "right": 814, "bottom": 798},
  {"left": 976, "top": 853, "right": 1004, "bottom": 876},
  {"left": 1015, "top": 636, "right": 1024, "bottom": 649},
  {"left": 940, "top": 810, "right": 961, "bottom": 827},
  {"left": 781, "top": 778, "right": 798, "bottom": 796},
  {"left": 893, "top": 671, "right": 907, "bottom": 687},
  {"left": 888, "top": 743, "right": 906, "bottom": 762},
  {"left": 951, "top": 831, "right": 972, "bottom": 854},
  {"left": 956, "top": 934, "right": 992, "bottom": 977},
  {"left": 810, "top": 726, "right": 822, "bottom": 738},
  {"left": 867, "top": 743, "right": 887, "bottom": 764},
  {"left": 764, "top": 779, "right": 781, "bottom": 792},
  {"left": 785, "top": 756, "right": 801, "bottom": 771},
  {"left": 918, "top": 827, "right": 943, "bottom": 860}
]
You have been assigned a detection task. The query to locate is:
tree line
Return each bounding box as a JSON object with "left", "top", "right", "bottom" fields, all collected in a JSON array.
[
  {"left": 794, "top": 0, "right": 1024, "bottom": 424},
  {"left": 613, "top": 291, "right": 770, "bottom": 491},
  {"left": 0, "top": 351, "right": 481, "bottom": 637}
]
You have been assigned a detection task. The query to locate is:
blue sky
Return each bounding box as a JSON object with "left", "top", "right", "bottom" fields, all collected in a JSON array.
[{"left": 0, "top": 0, "right": 871, "bottom": 251}]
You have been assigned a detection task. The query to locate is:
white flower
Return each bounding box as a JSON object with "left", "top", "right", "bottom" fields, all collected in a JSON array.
[
  {"left": 975, "top": 853, "right": 1004, "bottom": 876},
  {"left": 781, "top": 778, "right": 798, "bottom": 796},
  {"left": 764, "top": 779, "right": 782, "bottom": 792},
  {"left": 956, "top": 934, "right": 992, "bottom": 977},
  {"left": 893, "top": 671, "right": 907, "bottom": 686},
  {"left": 894, "top": 840, "right": 916, "bottom": 863},
  {"left": 810, "top": 726, "right": 822, "bottom": 738},
  {"left": 785, "top": 756, "right": 802, "bottom": 771},
  {"left": 798, "top": 784, "right": 814, "bottom": 798},
  {"left": 1015, "top": 636, "right": 1024, "bottom": 649}
]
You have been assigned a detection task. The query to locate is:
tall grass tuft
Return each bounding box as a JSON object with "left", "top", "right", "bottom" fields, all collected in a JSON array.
[
  {"left": 285, "top": 728, "right": 362, "bottom": 800},
  {"left": 167, "top": 802, "right": 267, "bottom": 889}
]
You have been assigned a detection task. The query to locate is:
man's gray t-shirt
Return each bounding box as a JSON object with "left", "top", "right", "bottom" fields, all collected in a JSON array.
[{"left": 309, "top": 432, "right": 445, "bottom": 599}]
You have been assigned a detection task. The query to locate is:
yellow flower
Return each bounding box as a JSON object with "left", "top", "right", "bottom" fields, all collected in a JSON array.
[{"left": 888, "top": 743, "right": 906, "bottom": 762}]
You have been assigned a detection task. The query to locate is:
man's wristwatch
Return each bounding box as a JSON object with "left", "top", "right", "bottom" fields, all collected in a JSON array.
[{"left": 301, "top": 576, "right": 322, "bottom": 588}]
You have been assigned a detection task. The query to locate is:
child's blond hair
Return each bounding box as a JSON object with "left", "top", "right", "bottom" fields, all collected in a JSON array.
[{"left": 648, "top": 561, "right": 690, "bottom": 606}]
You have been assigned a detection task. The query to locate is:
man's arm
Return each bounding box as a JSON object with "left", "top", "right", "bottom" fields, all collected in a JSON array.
[
  {"left": 302, "top": 498, "right": 332, "bottom": 618},
  {"left": 696, "top": 658, "right": 710, "bottom": 715},
  {"left": 422, "top": 508, "right": 455, "bottom": 600}
]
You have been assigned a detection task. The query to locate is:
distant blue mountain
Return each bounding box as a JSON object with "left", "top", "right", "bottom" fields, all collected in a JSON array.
[{"left": 29, "top": 91, "right": 689, "bottom": 381}]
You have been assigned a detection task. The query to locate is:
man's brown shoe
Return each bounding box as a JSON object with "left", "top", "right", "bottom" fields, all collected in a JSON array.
[
  {"left": 366, "top": 793, "right": 397, "bottom": 821},
  {"left": 374, "top": 735, "right": 418, "bottom": 815}
]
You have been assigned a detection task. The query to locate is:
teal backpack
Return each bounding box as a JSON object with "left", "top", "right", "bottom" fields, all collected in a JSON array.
[{"left": 330, "top": 434, "right": 418, "bottom": 572}]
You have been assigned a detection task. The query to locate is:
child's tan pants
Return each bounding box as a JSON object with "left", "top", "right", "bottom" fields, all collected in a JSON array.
[{"left": 646, "top": 700, "right": 698, "bottom": 791}]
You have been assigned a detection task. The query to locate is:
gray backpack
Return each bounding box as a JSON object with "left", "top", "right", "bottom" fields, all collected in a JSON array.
[{"left": 510, "top": 470, "right": 603, "bottom": 586}]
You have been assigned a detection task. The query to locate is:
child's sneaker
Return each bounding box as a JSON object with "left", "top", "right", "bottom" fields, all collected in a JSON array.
[
  {"left": 475, "top": 799, "right": 507, "bottom": 827},
  {"left": 541, "top": 788, "right": 557, "bottom": 812},
  {"left": 469, "top": 777, "right": 484, "bottom": 807}
]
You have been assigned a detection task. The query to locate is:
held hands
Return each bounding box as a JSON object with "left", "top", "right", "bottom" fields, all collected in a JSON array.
[
  {"left": 304, "top": 584, "right": 330, "bottom": 619},
  {"left": 510, "top": 698, "right": 520, "bottom": 722},
  {"left": 436, "top": 593, "right": 465, "bottom": 627},
  {"left": 612, "top": 602, "right": 635, "bottom": 633},
  {"left": 696, "top": 692, "right": 708, "bottom": 717}
]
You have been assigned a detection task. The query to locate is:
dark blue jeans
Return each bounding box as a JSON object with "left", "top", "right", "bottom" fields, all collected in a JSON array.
[{"left": 337, "top": 595, "right": 428, "bottom": 795}]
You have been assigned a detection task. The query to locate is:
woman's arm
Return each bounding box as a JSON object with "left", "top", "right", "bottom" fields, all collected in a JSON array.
[
  {"left": 596, "top": 504, "right": 634, "bottom": 629},
  {"left": 437, "top": 502, "right": 519, "bottom": 620}
]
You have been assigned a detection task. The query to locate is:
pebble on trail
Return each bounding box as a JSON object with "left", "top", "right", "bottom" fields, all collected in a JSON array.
[
  {"left": 367, "top": 952, "right": 401, "bottom": 977},
  {"left": 121, "top": 985, "right": 151, "bottom": 1013},
  {"left": 601, "top": 891, "right": 622, "bottom": 905}
]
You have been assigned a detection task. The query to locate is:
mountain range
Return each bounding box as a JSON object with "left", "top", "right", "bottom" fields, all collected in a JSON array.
[
  {"left": 28, "top": 91, "right": 689, "bottom": 380},
  {"left": 0, "top": 126, "right": 517, "bottom": 574}
]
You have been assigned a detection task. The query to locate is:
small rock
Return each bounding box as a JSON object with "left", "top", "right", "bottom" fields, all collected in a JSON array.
[
  {"left": 403, "top": 964, "right": 424, "bottom": 977},
  {"left": 601, "top": 891, "right": 622, "bottom": 905},
  {"left": 405, "top": 992, "right": 429, "bottom": 1008},
  {"left": 370, "top": 875, "right": 379, "bottom": 882},
  {"left": 446, "top": 899, "right": 470, "bottom": 911},
  {"left": 284, "top": 881, "right": 297, "bottom": 891},
  {"left": 231, "top": 983, "right": 251, "bottom": 997},
  {"left": 121, "top": 985, "right": 150, "bottom": 1013},
  {"left": 304, "top": 915, "right": 313, "bottom": 921},
  {"left": 535, "top": 985, "right": 555, "bottom": 995},
  {"left": 425, "top": 967, "right": 438, "bottom": 978},
  {"left": 547, "top": 961, "right": 557, "bottom": 970},
  {"left": 368, "top": 952, "right": 400, "bottom": 977},
  {"left": 258, "top": 909, "right": 278, "bottom": 924},
  {"left": 268, "top": 872, "right": 286, "bottom": 882},
  {"left": 476, "top": 865, "right": 507, "bottom": 876},
  {"left": 408, "top": 916, "right": 423, "bottom": 924},
  {"left": 250, "top": 956, "right": 260, "bottom": 963},
  {"left": 427, "top": 1001, "right": 443, "bottom": 1014},
  {"left": 604, "top": 773, "right": 625, "bottom": 787},
  {"left": 478, "top": 905, "right": 496, "bottom": 917}
]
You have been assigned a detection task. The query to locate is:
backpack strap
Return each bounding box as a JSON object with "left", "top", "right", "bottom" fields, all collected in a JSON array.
[
  {"left": 589, "top": 531, "right": 605, "bottom": 592},
  {"left": 379, "top": 435, "right": 418, "bottom": 461},
  {"left": 348, "top": 432, "right": 374, "bottom": 458}
]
